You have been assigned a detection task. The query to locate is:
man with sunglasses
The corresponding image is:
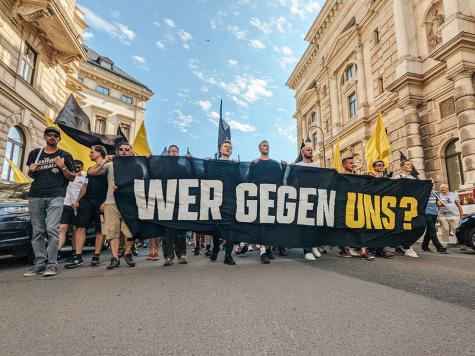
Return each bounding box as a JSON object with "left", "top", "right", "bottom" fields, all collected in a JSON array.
[
  {"left": 24, "top": 127, "right": 75, "bottom": 277},
  {"left": 57, "top": 160, "right": 87, "bottom": 262}
]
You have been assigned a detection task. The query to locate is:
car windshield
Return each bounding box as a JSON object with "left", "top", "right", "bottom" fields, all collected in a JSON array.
[{"left": 0, "top": 182, "right": 30, "bottom": 200}]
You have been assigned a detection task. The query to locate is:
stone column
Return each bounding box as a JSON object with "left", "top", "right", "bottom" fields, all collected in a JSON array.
[
  {"left": 329, "top": 74, "right": 340, "bottom": 131},
  {"left": 454, "top": 71, "right": 475, "bottom": 186},
  {"left": 356, "top": 45, "right": 368, "bottom": 116},
  {"left": 402, "top": 103, "right": 426, "bottom": 178}
]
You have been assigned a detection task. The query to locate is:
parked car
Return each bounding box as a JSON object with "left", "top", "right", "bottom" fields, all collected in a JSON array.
[
  {"left": 0, "top": 181, "right": 99, "bottom": 262},
  {"left": 455, "top": 213, "right": 475, "bottom": 251}
]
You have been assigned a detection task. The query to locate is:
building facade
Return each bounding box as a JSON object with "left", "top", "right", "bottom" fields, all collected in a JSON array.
[
  {"left": 287, "top": 0, "right": 475, "bottom": 201},
  {"left": 0, "top": 0, "right": 87, "bottom": 180},
  {"left": 79, "top": 46, "right": 153, "bottom": 142}
]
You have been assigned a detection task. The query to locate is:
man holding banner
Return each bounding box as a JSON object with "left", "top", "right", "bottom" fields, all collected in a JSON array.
[{"left": 24, "top": 127, "right": 75, "bottom": 277}]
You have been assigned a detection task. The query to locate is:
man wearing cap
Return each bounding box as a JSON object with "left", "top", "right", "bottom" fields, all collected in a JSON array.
[{"left": 24, "top": 127, "right": 75, "bottom": 277}]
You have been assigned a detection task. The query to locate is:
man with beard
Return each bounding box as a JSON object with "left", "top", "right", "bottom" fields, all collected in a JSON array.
[
  {"left": 249, "top": 140, "right": 286, "bottom": 264},
  {"left": 209, "top": 140, "right": 238, "bottom": 265},
  {"left": 24, "top": 127, "right": 75, "bottom": 277},
  {"left": 65, "top": 145, "right": 109, "bottom": 268},
  {"left": 294, "top": 145, "right": 322, "bottom": 261}
]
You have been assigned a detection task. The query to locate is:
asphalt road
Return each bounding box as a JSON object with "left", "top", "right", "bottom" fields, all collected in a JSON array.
[{"left": 0, "top": 245, "right": 474, "bottom": 356}]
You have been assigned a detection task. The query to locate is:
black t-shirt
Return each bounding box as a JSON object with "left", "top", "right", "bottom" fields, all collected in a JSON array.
[
  {"left": 26, "top": 148, "right": 75, "bottom": 198},
  {"left": 249, "top": 159, "right": 286, "bottom": 185},
  {"left": 84, "top": 167, "right": 108, "bottom": 203}
]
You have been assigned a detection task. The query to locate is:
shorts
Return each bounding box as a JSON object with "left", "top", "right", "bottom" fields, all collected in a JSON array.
[
  {"left": 75, "top": 198, "right": 102, "bottom": 233},
  {"left": 60, "top": 205, "right": 75, "bottom": 225},
  {"left": 103, "top": 204, "right": 132, "bottom": 240}
]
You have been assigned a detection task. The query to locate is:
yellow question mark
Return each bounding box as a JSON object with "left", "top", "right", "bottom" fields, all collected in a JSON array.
[{"left": 399, "top": 197, "right": 418, "bottom": 230}]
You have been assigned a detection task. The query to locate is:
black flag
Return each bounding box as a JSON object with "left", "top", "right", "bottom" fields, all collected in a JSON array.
[
  {"left": 218, "top": 100, "right": 231, "bottom": 153},
  {"left": 400, "top": 151, "right": 419, "bottom": 177},
  {"left": 161, "top": 146, "right": 168, "bottom": 155},
  {"left": 295, "top": 140, "right": 306, "bottom": 163},
  {"left": 55, "top": 95, "right": 127, "bottom": 154}
]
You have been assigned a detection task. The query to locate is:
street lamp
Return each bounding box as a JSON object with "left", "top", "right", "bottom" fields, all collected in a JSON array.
[{"left": 305, "top": 123, "right": 326, "bottom": 167}]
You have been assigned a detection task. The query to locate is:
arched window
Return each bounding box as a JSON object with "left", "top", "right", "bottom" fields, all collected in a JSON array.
[
  {"left": 2, "top": 126, "right": 26, "bottom": 181},
  {"left": 312, "top": 132, "right": 318, "bottom": 150},
  {"left": 307, "top": 112, "right": 316, "bottom": 127},
  {"left": 445, "top": 139, "right": 464, "bottom": 191},
  {"left": 345, "top": 63, "right": 356, "bottom": 82}
]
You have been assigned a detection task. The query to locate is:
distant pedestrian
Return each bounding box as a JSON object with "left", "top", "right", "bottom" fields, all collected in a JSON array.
[
  {"left": 437, "top": 183, "right": 463, "bottom": 248},
  {"left": 421, "top": 181, "right": 447, "bottom": 254}
]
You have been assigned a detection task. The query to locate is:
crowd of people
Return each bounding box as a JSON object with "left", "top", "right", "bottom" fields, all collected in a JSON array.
[{"left": 22, "top": 126, "right": 464, "bottom": 277}]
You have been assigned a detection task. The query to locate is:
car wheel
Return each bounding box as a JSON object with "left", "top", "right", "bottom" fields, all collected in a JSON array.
[{"left": 468, "top": 227, "right": 475, "bottom": 251}]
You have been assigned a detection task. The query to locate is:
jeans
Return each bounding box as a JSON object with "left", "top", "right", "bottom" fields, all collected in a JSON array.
[
  {"left": 422, "top": 214, "right": 444, "bottom": 250},
  {"left": 28, "top": 197, "right": 64, "bottom": 267},
  {"left": 162, "top": 228, "right": 186, "bottom": 260}
]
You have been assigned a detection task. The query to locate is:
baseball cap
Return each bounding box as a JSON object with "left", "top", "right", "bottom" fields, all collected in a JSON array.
[{"left": 44, "top": 126, "right": 60, "bottom": 136}]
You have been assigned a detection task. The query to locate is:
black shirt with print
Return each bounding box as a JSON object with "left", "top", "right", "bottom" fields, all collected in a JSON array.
[{"left": 26, "top": 148, "right": 75, "bottom": 198}]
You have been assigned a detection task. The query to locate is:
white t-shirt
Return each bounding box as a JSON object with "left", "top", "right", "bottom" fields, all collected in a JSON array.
[
  {"left": 296, "top": 161, "right": 319, "bottom": 167},
  {"left": 392, "top": 173, "right": 416, "bottom": 180},
  {"left": 438, "top": 192, "right": 460, "bottom": 217},
  {"left": 63, "top": 174, "right": 87, "bottom": 206}
]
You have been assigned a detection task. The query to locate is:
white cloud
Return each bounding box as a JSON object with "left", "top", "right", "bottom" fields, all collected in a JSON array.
[
  {"left": 227, "top": 59, "right": 238, "bottom": 68},
  {"left": 170, "top": 110, "right": 197, "bottom": 133},
  {"left": 178, "top": 30, "right": 193, "bottom": 42},
  {"left": 79, "top": 6, "right": 136, "bottom": 45},
  {"left": 227, "top": 25, "right": 247, "bottom": 40},
  {"left": 278, "top": 0, "right": 321, "bottom": 20},
  {"left": 210, "top": 11, "right": 228, "bottom": 29},
  {"left": 155, "top": 40, "right": 165, "bottom": 49},
  {"left": 274, "top": 45, "right": 297, "bottom": 68},
  {"left": 132, "top": 55, "right": 148, "bottom": 70},
  {"left": 275, "top": 123, "right": 297, "bottom": 143},
  {"left": 249, "top": 39, "right": 265, "bottom": 49},
  {"left": 163, "top": 18, "right": 176, "bottom": 28},
  {"left": 228, "top": 119, "right": 256, "bottom": 133},
  {"left": 83, "top": 31, "right": 94, "bottom": 40},
  {"left": 197, "top": 100, "right": 212, "bottom": 112},
  {"left": 250, "top": 17, "right": 272, "bottom": 34}
]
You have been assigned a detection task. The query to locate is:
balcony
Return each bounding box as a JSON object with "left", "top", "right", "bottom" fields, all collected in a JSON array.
[{"left": 13, "top": 0, "right": 87, "bottom": 64}]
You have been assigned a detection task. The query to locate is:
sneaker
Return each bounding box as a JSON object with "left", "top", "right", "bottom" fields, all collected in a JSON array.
[
  {"left": 361, "top": 251, "right": 375, "bottom": 261},
  {"left": 348, "top": 248, "right": 359, "bottom": 257},
  {"left": 90, "top": 255, "right": 101, "bottom": 266},
  {"left": 260, "top": 253, "right": 270, "bottom": 264},
  {"left": 179, "top": 255, "right": 188, "bottom": 264},
  {"left": 224, "top": 254, "right": 236, "bottom": 265},
  {"left": 460, "top": 245, "right": 467, "bottom": 251},
  {"left": 65, "top": 256, "right": 84, "bottom": 269},
  {"left": 266, "top": 249, "right": 275, "bottom": 260},
  {"left": 147, "top": 252, "right": 160, "bottom": 261},
  {"left": 304, "top": 252, "right": 316, "bottom": 261},
  {"left": 311, "top": 247, "right": 321, "bottom": 258},
  {"left": 107, "top": 257, "right": 120, "bottom": 270},
  {"left": 164, "top": 258, "right": 173, "bottom": 266},
  {"left": 421, "top": 247, "right": 432, "bottom": 252},
  {"left": 43, "top": 265, "right": 58, "bottom": 277},
  {"left": 405, "top": 247, "right": 419, "bottom": 258},
  {"left": 23, "top": 266, "right": 45, "bottom": 277},
  {"left": 437, "top": 248, "right": 449, "bottom": 254},
  {"left": 247, "top": 244, "right": 254, "bottom": 251},
  {"left": 124, "top": 253, "right": 135, "bottom": 267},
  {"left": 204, "top": 249, "right": 211, "bottom": 257},
  {"left": 339, "top": 250, "right": 352, "bottom": 258},
  {"left": 240, "top": 244, "right": 249, "bottom": 255}
]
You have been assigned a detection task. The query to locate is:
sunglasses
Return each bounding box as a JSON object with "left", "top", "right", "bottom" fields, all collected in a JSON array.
[
  {"left": 45, "top": 133, "right": 59, "bottom": 138},
  {"left": 119, "top": 147, "right": 131, "bottom": 151},
  {"left": 374, "top": 164, "right": 384, "bottom": 167}
]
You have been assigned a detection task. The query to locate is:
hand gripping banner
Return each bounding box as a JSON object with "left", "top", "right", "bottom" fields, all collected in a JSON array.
[{"left": 113, "top": 156, "right": 432, "bottom": 248}]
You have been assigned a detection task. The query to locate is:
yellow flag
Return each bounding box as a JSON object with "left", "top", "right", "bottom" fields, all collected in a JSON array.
[
  {"left": 132, "top": 121, "right": 152, "bottom": 156},
  {"left": 332, "top": 138, "right": 341, "bottom": 173},
  {"left": 365, "top": 113, "right": 391, "bottom": 173},
  {"left": 44, "top": 116, "right": 93, "bottom": 169},
  {"left": 6, "top": 158, "right": 30, "bottom": 183}
]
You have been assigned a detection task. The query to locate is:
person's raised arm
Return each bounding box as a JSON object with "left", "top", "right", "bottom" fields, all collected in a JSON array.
[{"left": 88, "top": 155, "right": 113, "bottom": 176}]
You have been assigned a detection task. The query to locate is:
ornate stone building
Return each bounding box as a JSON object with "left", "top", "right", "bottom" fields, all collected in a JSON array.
[
  {"left": 79, "top": 46, "right": 153, "bottom": 141},
  {"left": 0, "top": 0, "right": 87, "bottom": 180},
  {"left": 287, "top": 0, "right": 475, "bottom": 199}
]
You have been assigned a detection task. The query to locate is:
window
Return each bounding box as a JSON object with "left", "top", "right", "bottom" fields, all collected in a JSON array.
[
  {"left": 2, "top": 126, "right": 25, "bottom": 181},
  {"left": 95, "top": 116, "right": 106, "bottom": 134},
  {"left": 307, "top": 112, "right": 316, "bottom": 127},
  {"left": 312, "top": 132, "right": 318, "bottom": 150},
  {"left": 348, "top": 92, "right": 357, "bottom": 118},
  {"left": 377, "top": 76, "right": 384, "bottom": 95},
  {"left": 121, "top": 95, "right": 133, "bottom": 105},
  {"left": 19, "top": 43, "right": 37, "bottom": 84},
  {"left": 100, "top": 60, "right": 112, "bottom": 71},
  {"left": 345, "top": 64, "right": 356, "bottom": 82},
  {"left": 120, "top": 124, "right": 131, "bottom": 140},
  {"left": 97, "top": 85, "right": 110, "bottom": 96},
  {"left": 373, "top": 28, "right": 380, "bottom": 45},
  {"left": 445, "top": 139, "right": 464, "bottom": 191}
]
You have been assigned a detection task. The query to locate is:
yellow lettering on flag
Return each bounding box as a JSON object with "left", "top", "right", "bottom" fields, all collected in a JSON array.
[
  {"left": 44, "top": 116, "right": 93, "bottom": 169},
  {"left": 332, "top": 138, "right": 341, "bottom": 173},
  {"left": 6, "top": 159, "right": 30, "bottom": 183},
  {"left": 132, "top": 121, "right": 152, "bottom": 156},
  {"left": 365, "top": 113, "right": 391, "bottom": 173}
]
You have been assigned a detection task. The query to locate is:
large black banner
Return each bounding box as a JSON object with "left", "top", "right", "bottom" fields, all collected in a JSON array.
[{"left": 113, "top": 157, "right": 432, "bottom": 248}]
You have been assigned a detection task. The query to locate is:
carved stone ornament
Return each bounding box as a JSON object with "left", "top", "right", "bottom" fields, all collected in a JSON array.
[
  {"left": 17, "top": 3, "right": 51, "bottom": 22},
  {"left": 426, "top": 8, "right": 445, "bottom": 52}
]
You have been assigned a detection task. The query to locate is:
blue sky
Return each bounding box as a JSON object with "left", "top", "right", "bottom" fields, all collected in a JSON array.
[{"left": 78, "top": 0, "right": 322, "bottom": 161}]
